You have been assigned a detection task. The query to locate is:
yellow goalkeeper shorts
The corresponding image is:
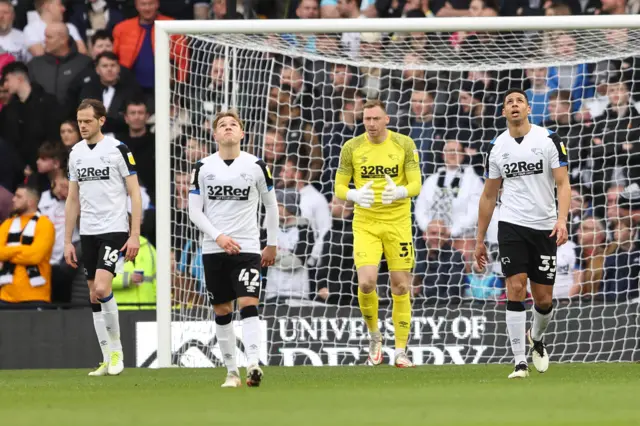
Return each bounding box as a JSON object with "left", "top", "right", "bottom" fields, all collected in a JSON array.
[{"left": 352, "top": 215, "right": 414, "bottom": 271}]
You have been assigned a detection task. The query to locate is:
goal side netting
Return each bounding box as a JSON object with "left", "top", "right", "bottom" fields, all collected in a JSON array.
[{"left": 144, "top": 17, "right": 640, "bottom": 368}]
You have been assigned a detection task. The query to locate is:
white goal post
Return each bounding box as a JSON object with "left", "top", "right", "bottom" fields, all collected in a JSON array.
[{"left": 153, "top": 15, "right": 640, "bottom": 369}]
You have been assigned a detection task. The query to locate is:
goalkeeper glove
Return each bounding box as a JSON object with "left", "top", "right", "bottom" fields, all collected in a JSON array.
[
  {"left": 382, "top": 174, "right": 408, "bottom": 205},
  {"left": 347, "top": 181, "right": 375, "bottom": 208}
]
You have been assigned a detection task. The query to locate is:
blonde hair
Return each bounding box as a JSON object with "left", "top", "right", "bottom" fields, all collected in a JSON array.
[{"left": 212, "top": 109, "right": 244, "bottom": 131}]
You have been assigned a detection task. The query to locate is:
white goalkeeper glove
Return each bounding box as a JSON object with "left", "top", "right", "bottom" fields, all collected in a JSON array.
[
  {"left": 347, "top": 181, "right": 375, "bottom": 208},
  {"left": 382, "top": 174, "right": 408, "bottom": 205}
]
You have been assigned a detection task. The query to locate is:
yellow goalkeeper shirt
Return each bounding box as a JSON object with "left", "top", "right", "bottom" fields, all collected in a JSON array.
[{"left": 335, "top": 130, "right": 422, "bottom": 222}]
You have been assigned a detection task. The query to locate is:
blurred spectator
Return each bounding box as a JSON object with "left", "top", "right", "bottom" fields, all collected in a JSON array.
[
  {"left": 336, "top": 0, "right": 365, "bottom": 59},
  {"left": 112, "top": 0, "right": 188, "bottom": 109},
  {"left": 405, "top": 82, "right": 440, "bottom": 176},
  {"left": 39, "top": 172, "right": 84, "bottom": 304},
  {"left": 415, "top": 139, "right": 483, "bottom": 239},
  {"left": 433, "top": 0, "right": 472, "bottom": 17},
  {"left": 261, "top": 127, "right": 287, "bottom": 178},
  {"left": 525, "top": 66, "right": 549, "bottom": 124},
  {"left": 115, "top": 99, "right": 155, "bottom": 199},
  {"left": 28, "top": 23, "right": 92, "bottom": 113},
  {"left": 0, "top": 135, "right": 23, "bottom": 193},
  {"left": 31, "top": 141, "right": 66, "bottom": 192},
  {"left": 112, "top": 234, "right": 156, "bottom": 309},
  {"left": 264, "top": 188, "right": 314, "bottom": 303},
  {"left": 0, "top": 185, "right": 55, "bottom": 306},
  {"left": 278, "top": 155, "right": 332, "bottom": 297},
  {"left": 0, "top": 0, "right": 29, "bottom": 62},
  {"left": 208, "top": 0, "right": 243, "bottom": 19},
  {"left": 66, "top": 0, "right": 125, "bottom": 45},
  {"left": 174, "top": 238, "right": 205, "bottom": 308},
  {"left": 412, "top": 219, "right": 465, "bottom": 302},
  {"left": 601, "top": 0, "right": 628, "bottom": 14},
  {"left": 282, "top": 0, "right": 319, "bottom": 53},
  {"left": 569, "top": 186, "right": 591, "bottom": 239},
  {"left": 0, "top": 61, "right": 61, "bottom": 179},
  {"left": 617, "top": 182, "right": 640, "bottom": 228},
  {"left": 552, "top": 238, "right": 579, "bottom": 300},
  {"left": 572, "top": 216, "right": 608, "bottom": 297},
  {"left": 180, "top": 130, "right": 212, "bottom": 164},
  {"left": 0, "top": 184, "right": 11, "bottom": 221},
  {"left": 24, "top": 0, "right": 87, "bottom": 58},
  {"left": 79, "top": 51, "right": 142, "bottom": 134},
  {"left": 602, "top": 218, "right": 640, "bottom": 301},
  {"left": 60, "top": 119, "right": 81, "bottom": 149}
]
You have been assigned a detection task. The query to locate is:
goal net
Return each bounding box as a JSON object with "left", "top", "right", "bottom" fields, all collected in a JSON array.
[{"left": 143, "top": 16, "right": 640, "bottom": 368}]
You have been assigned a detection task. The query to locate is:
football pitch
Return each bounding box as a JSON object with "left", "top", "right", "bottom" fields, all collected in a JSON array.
[{"left": 1, "top": 364, "right": 637, "bottom": 426}]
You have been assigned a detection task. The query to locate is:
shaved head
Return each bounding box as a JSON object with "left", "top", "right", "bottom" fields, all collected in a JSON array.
[{"left": 44, "top": 22, "right": 69, "bottom": 54}]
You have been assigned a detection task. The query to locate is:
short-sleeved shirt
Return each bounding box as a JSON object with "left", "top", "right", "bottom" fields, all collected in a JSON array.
[
  {"left": 485, "top": 124, "right": 568, "bottom": 230},
  {"left": 189, "top": 151, "right": 274, "bottom": 255},
  {"left": 68, "top": 136, "right": 137, "bottom": 235},
  {"left": 337, "top": 130, "right": 420, "bottom": 222},
  {"left": 23, "top": 19, "right": 83, "bottom": 48},
  {"left": 0, "top": 28, "right": 30, "bottom": 62}
]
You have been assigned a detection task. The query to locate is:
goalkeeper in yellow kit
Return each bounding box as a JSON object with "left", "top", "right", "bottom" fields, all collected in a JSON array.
[{"left": 335, "top": 100, "right": 422, "bottom": 368}]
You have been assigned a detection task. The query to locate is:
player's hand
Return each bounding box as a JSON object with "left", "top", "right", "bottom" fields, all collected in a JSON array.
[
  {"left": 120, "top": 235, "right": 140, "bottom": 262},
  {"left": 474, "top": 241, "right": 488, "bottom": 271},
  {"left": 64, "top": 242, "right": 78, "bottom": 269},
  {"left": 382, "top": 174, "right": 408, "bottom": 205},
  {"left": 216, "top": 234, "right": 241, "bottom": 255},
  {"left": 261, "top": 245, "right": 277, "bottom": 267},
  {"left": 550, "top": 220, "right": 568, "bottom": 246},
  {"left": 346, "top": 181, "right": 375, "bottom": 208}
]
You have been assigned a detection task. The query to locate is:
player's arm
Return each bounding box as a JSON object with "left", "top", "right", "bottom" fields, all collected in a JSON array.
[
  {"left": 335, "top": 142, "right": 374, "bottom": 207},
  {"left": 64, "top": 164, "right": 80, "bottom": 268},
  {"left": 10, "top": 218, "right": 55, "bottom": 265},
  {"left": 475, "top": 144, "right": 502, "bottom": 269},
  {"left": 117, "top": 144, "right": 141, "bottom": 261},
  {"left": 549, "top": 133, "right": 570, "bottom": 246},
  {"left": 382, "top": 137, "right": 422, "bottom": 204},
  {"left": 187, "top": 162, "right": 223, "bottom": 242},
  {"left": 256, "top": 160, "right": 278, "bottom": 267}
]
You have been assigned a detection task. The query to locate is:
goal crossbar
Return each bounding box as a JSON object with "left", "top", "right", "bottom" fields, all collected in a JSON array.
[{"left": 154, "top": 15, "right": 640, "bottom": 369}]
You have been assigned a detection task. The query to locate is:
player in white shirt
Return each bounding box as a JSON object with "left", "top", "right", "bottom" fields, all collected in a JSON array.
[
  {"left": 188, "top": 110, "right": 278, "bottom": 388},
  {"left": 475, "top": 89, "right": 571, "bottom": 379},
  {"left": 64, "top": 99, "right": 142, "bottom": 377}
]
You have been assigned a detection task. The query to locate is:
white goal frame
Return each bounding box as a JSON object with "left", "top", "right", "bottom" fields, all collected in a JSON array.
[{"left": 154, "top": 15, "right": 640, "bottom": 368}]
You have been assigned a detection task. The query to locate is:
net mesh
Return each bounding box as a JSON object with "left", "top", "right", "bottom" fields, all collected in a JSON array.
[{"left": 149, "top": 25, "right": 640, "bottom": 368}]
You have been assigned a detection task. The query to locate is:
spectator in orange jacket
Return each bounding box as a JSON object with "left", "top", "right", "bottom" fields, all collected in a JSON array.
[
  {"left": 112, "top": 0, "right": 188, "bottom": 111},
  {"left": 0, "top": 185, "right": 55, "bottom": 305}
]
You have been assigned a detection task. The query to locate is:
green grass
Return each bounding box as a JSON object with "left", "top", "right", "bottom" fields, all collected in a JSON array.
[{"left": 0, "top": 364, "right": 638, "bottom": 426}]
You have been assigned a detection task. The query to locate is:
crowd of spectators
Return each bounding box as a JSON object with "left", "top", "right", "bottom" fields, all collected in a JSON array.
[{"left": 0, "top": 0, "right": 639, "bottom": 309}]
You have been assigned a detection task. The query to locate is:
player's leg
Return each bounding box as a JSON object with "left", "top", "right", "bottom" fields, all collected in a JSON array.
[
  {"left": 94, "top": 233, "right": 129, "bottom": 375},
  {"left": 498, "top": 222, "right": 530, "bottom": 379},
  {"left": 81, "top": 235, "right": 110, "bottom": 377},
  {"left": 385, "top": 219, "right": 415, "bottom": 368},
  {"left": 203, "top": 253, "right": 240, "bottom": 388},
  {"left": 527, "top": 229, "right": 558, "bottom": 373},
  {"left": 235, "top": 254, "right": 264, "bottom": 387},
  {"left": 353, "top": 218, "right": 384, "bottom": 365}
]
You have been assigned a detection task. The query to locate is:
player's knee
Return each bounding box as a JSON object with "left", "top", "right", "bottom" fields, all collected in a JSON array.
[
  {"left": 213, "top": 303, "right": 233, "bottom": 317},
  {"left": 506, "top": 277, "right": 527, "bottom": 298},
  {"left": 535, "top": 297, "right": 553, "bottom": 311},
  {"left": 390, "top": 280, "right": 410, "bottom": 295},
  {"left": 358, "top": 280, "right": 376, "bottom": 294},
  {"left": 94, "top": 286, "right": 111, "bottom": 301}
]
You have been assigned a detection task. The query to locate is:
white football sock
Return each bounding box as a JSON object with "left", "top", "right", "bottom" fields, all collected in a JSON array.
[
  {"left": 506, "top": 306, "right": 527, "bottom": 365},
  {"left": 242, "top": 316, "right": 262, "bottom": 366},
  {"left": 531, "top": 305, "right": 554, "bottom": 342},
  {"left": 92, "top": 311, "right": 110, "bottom": 363},
  {"left": 100, "top": 293, "right": 122, "bottom": 352},
  {"left": 216, "top": 322, "right": 238, "bottom": 374}
]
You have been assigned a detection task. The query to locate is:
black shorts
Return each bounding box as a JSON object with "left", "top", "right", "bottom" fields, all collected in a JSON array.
[
  {"left": 80, "top": 233, "right": 129, "bottom": 280},
  {"left": 497, "top": 221, "right": 557, "bottom": 285},
  {"left": 203, "top": 253, "right": 262, "bottom": 305}
]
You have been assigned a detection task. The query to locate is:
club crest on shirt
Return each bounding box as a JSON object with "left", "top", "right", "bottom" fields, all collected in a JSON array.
[
  {"left": 100, "top": 156, "right": 111, "bottom": 164},
  {"left": 531, "top": 148, "right": 543, "bottom": 156},
  {"left": 240, "top": 173, "right": 254, "bottom": 184},
  {"left": 388, "top": 154, "right": 399, "bottom": 161}
]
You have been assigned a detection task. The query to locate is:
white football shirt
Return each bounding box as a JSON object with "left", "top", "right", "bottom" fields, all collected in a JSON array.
[
  {"left": 190, "top": 151, "right": 274, "bottom": 255},
  {"left": 486, "top": 124, "right": 568, "bottom": 230},
  {"left": 552, "top": 240, "right": 577, "bottom": 299},
  {"left": 68, "top": 136, "right": 136, "bottom": 235}
]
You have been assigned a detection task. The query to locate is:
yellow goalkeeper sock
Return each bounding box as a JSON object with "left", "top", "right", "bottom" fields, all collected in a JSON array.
[
  {"left": 358, "top": 288, "right": 379, "bottom": 333},
  {"left": 392, "top": 293, "right": 411, "bottom": 350}
]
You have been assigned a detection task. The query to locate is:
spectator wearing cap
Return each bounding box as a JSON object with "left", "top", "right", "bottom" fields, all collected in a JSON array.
[
  {"left": 0, "top": 0, "right": 29, "bottom": 63},
  {"left": 78, "top": 51, "right": 142, "bottom": 135},
  {"left": 264, "top": 188, "right": 315, "bottom": 304},
  {"left": 0, "top": 61, "right": 62, "bottom": 182},
  {"left": 27, "top": 22, "right": 92, "bottom": 114}
]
